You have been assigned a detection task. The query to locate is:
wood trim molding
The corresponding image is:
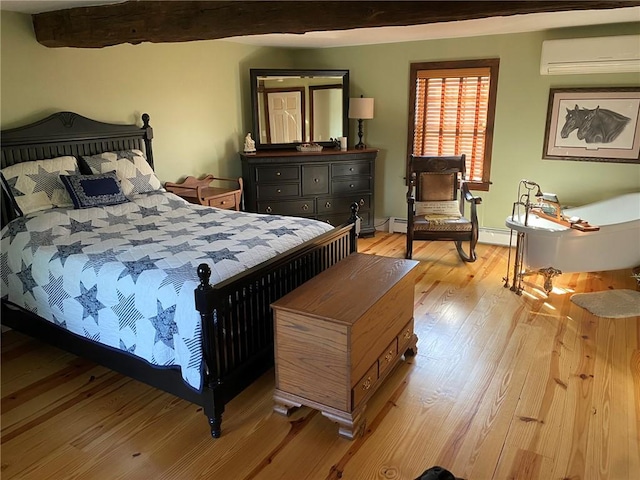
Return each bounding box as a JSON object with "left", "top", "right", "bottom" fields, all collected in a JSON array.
[{"left": 33, "top": 1, "right": 638, "bottom": 48}]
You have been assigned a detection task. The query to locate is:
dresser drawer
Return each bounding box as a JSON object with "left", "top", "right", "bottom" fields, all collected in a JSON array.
[
  {"left": 332, "top": 161, "right": 372, "bottom": 177},
  {"left": 378, "top": 339, "right": 399, "bottom": 379},
  {"left": 352, "top": 362, "right": 378, "bottom": 408},
  {"left": 317, "top": 195, "right": 371, "bottom": 214},
  {"left": 332, "top": 177, "right": 372, "bottom": 195},
  {"left": 257, "top": 199, "right": 315, "bottom": 216},
  {"left": 302, "top": 165, "right": 329, "bottom": 196},
  {"left": 257, "top": 183, "right": 300, "bottom": 199},
  {"left": 256, "top": 165, "right": 299, "bottom": 182}
]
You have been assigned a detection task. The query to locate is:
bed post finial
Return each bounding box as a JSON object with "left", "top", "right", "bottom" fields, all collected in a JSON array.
[
  {"left": 195, "top": 263, "right": 214, "bottom": 314},
  {"left": 141, "top": 113, "right": 154, "bottom": 169},
  {"left": 197, "top": 263, "right": 211, "bottom": 288}
]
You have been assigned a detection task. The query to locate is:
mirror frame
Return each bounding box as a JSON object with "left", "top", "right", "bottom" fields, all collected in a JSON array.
[{"left": 250, "top": 68, "right": 350, "bottom": 150}]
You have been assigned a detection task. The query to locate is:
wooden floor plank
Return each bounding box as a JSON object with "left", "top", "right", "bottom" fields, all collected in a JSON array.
[{"left": 1, "top": 233, "right": 638, "bottom": 480}]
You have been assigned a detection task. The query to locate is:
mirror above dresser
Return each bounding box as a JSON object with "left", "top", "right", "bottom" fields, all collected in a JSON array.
[{"left": 250, "top": 69, "right": 349, "bottom": 150}]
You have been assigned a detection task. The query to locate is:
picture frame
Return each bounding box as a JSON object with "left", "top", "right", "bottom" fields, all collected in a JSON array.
[{"left": 542, "top": 87, "right": 640, "bottom": 164}]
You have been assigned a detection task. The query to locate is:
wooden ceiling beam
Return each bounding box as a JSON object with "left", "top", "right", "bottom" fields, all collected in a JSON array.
[{"left": 33, "top": 1, "right": 638, "bottom": 48}]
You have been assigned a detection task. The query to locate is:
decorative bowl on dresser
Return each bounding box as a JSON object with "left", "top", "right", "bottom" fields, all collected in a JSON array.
[
  {"left": 240, "top": 148, "right": 377, "bottom": 236},
  {"left": 270, "top": 253, "right": 420, "bottom": 439}
]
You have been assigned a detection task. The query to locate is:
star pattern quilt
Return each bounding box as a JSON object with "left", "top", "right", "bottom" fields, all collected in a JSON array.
[{"left": 1, "top": 191, "right": 334, "bottom": 390}]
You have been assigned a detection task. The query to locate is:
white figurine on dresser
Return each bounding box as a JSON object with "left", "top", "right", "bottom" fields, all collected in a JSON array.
[{"left": 243, "top": 133, "right": 256, "bottom": 153}]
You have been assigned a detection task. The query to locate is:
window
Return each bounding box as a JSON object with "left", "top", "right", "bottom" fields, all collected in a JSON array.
[{"left": 408, "top": 59, "right": 499, "bottom": 191}]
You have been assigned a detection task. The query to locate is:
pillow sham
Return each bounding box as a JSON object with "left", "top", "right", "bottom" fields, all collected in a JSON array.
[
  {"left": 415, "top": 200, "right": 462, "bottom": 218},
  {"left": 60, "top": 172, "right": 129, "bottom": 209},
  {"left": 81, "top": 149, "right": 162, "bottom": 196},
  {"left": 0, "top": 156, "right": 78, "bottom": 215}
]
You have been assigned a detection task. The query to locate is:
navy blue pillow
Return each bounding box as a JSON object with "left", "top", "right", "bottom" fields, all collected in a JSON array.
[{"left": 60, "top": 172, "right": 128, "bottom": 209}]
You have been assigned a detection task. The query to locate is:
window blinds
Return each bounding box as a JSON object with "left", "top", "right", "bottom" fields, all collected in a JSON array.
[{"left": 413, "top": 68, "right": 491, "bottom": 183}]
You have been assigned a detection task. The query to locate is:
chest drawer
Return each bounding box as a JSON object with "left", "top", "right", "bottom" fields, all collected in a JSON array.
[
  {"left": 332, "top": 161, "right": 371, "bottom": 177},
  {"left": 256, "top": 165, "right": 299, "bottom": 182},
  {"left": 352, "top": 362, "right": 378, "bottom": 408},
  {"left": 378, "top": 338, "right": 399, "bottom": 379},
  {"left": 332, "top": 177, "right": 372, "bottom": 195}
]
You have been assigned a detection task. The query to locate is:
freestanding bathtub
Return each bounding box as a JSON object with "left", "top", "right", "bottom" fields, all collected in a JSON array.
[{"left": 506, "top": 192, "right": 640, "bottom": 291}]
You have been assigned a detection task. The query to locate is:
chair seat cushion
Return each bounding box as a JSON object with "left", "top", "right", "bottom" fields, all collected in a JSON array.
[{"left": 413, "top": 215, "right": 473, "bottom": 232}]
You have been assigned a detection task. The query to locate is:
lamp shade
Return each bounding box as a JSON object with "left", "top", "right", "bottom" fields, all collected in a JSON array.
[{"left": 349, "top": 97, "right": 374, "bottom": 120}]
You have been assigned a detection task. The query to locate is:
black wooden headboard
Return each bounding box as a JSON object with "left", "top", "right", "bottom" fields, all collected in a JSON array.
[{"left": 1, "top": 111, "right": 154, "bottom": 226}]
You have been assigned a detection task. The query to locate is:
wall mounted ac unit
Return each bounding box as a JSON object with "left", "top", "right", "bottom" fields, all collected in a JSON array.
[{"left": 540, "top": 35, "right": 640, "bottom": 75}]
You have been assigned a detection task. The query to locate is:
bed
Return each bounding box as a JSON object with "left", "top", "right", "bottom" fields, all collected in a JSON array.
[{"left": 0, "top": 111, "right": 359, "bottom": 438}]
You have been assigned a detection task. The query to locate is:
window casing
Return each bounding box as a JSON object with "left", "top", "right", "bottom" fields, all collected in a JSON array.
[{"left": 408, "top": 59, "right": 499, "bottom": 191}]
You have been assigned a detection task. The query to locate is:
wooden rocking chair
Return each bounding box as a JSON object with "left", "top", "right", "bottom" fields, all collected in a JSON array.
[{"left": 406, "top": 154, "right": 482, "bottom": 262}]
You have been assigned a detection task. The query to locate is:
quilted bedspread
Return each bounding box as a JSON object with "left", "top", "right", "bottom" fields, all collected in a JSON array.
[{"left": 0, "top": 191, "right": 334, "bottom": 390}]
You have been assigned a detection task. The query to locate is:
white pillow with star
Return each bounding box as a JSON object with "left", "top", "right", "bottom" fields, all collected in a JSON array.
[
  {"left": 81, "top": 149, "right": 163, "bottom": 196},
  {"left": 0, "top": 156, "right": 78, "bottom": 215}
]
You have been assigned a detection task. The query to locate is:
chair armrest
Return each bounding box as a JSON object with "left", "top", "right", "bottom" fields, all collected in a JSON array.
[
  {"left": 406, "top": 173, "right": 417, "bottom": 202},
  {"left": 461, "top": 181, "right": 482, "bottom": 205},
  {"left": 460, "top": 181, "right": 482, "bottom": 224},
  {"left": 406, "top": 173, "right": 416, "bottom": 220}
]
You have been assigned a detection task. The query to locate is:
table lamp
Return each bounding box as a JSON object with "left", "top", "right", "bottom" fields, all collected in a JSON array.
[{"left": 349, "top": 95, "right": 374, "bottom": 149}]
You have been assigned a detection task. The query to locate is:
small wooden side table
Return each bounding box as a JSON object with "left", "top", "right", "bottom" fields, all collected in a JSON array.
[
  {"left": 165, "top": 175, "right": 243, "bottom": 211},
  {"left": 271, "top": 253, "right": 419, "bottom": 439}
]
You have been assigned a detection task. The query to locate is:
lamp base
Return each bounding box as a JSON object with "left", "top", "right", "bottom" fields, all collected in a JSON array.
[{"left": 355, "top": 118, "right": 367, "bottom": 149}]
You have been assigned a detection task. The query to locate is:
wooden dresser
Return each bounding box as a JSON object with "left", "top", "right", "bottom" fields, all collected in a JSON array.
[
  {"left": 240, "top": 148, "right": 377, "bottom": 236},
  {"left": 271, "top": 253, "right": 419, "bottom": 439}
]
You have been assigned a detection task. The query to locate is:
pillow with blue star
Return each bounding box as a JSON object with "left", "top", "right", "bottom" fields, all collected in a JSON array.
[
  {"left": 0, "top": 156, "right": 78, "bottom": 215},
  {"left": 81, "top": 149, "right": 163, "bottom": 196}
]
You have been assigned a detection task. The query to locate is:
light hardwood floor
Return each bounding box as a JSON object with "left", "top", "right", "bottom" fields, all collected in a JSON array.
[{"left": 2, "top": 233, "right": 639, "bottom": 480}]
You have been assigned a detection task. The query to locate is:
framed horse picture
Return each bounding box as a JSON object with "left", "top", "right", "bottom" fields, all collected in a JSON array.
[{"left": 542, "top": 87, "right": 640, "bottom": 164}]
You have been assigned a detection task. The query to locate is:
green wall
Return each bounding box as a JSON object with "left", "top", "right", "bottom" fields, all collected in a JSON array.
[
  {"left": 0, "top": 11, "right": 295, "bottom": 183},
  {"left": 295, "top": 23, "right": 640, "bottom": 230},
  {"left": 2, "top": 11, "right": 639, "bottom": 231}
]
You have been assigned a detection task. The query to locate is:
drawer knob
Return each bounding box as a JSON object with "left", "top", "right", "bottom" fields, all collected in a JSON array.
[
  {"left": 362, "top": 376, "right": 372, "bottom": 390},
  {"left": 314, "top": 178, "right": 319, "bottom": 183},
  {"left": 404, "top": 330, "right": 411, "bottom": 340},
  {"left": 276, "top": 172, "right": 281, "bottom": 176},
  {"left": 277, "top": 189, "right": 282, "bottom": 194},
  {"left": 385, "top": 351, "right": 393, "bottom": 363},
  {"left": 349, "top": 167, "right": 354, "bottom": 172},
  {"left": 350, "top": 184, "right": 355, "bottom": 188},
  {"left": 302, "top": 204, "right": 309, "bottom": 211},
  {"left": 266, "top": 206, "right": 272, "bottom": 213},
  {"left": 359, "top": 198, "right": 365, "bottom": 206},
  {"left": 325, "top": 201, "right": 331, "bottom": 208}
]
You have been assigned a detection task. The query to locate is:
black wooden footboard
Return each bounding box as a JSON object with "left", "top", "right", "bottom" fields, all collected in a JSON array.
[{"left": 195, "top": 211, "right": 358, "bottom": 437}]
